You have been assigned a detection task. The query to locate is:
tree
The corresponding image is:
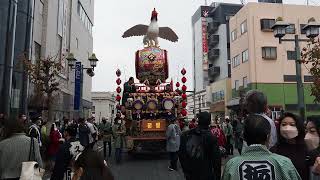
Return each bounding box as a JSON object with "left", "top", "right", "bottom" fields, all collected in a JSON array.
[
  {"left": 301, "top": 38, "right": 320, "bottom": 103},
  {"left": 24, "top": 55, "right": 62, "bottom": 124}
]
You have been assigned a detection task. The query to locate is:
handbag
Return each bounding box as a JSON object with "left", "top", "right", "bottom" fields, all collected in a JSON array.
[{"left": 20, "top": 137, "right": 44, "bottom": 180}]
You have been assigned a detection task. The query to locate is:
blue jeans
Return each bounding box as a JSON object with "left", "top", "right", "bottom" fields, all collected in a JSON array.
[{"left": 115, "top": 148, "right": 122, "bottom": 163}]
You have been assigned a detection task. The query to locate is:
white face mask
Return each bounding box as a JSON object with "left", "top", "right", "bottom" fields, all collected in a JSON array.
[
  {"left": 280, "top": 125, "right": 298, "bottom": 140},
  {"left": 305, "top": 133, "right": 320, "bottom": 151},
  {"left": 118, "top": 120, "right": 122, "bottom": 124}
]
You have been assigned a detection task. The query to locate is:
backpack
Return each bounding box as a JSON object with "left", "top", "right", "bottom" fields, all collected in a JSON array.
[
  {"left": 78, "top": 124, "right": 90, "bottom": 147},
  {"left": 64, "top": 140, "right": 84, "bottom": 180},
  {"left": 185, "top": 131, "right": 206, "bottom": 160}
]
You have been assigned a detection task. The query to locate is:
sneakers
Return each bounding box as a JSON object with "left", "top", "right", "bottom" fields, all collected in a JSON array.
[{"left": 168, "top": 166, "right": 175, "bottom": 171}]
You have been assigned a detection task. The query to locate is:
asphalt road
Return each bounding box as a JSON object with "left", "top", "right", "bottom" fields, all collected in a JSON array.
[
  {"left": 106, "top": 152, "right": 185, "bottom": 180},
  {"left": 97, "top": 141, "right": 235, "bottom": 180}
]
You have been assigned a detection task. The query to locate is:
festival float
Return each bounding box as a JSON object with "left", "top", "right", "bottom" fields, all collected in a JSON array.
[{"left": 116, "top": 8, "right": 188, "bottom": 153}]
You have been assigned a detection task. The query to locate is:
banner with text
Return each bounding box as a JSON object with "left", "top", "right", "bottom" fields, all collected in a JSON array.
[{"left": 74, "top": 62, "right": 81, "bottom": 110}]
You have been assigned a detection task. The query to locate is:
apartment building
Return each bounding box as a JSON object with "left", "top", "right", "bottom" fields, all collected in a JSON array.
[{"left": 228, "top": 2, "right": 320, "bottom": 118}]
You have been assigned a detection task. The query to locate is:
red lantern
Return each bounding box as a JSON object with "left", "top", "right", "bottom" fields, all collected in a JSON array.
[
  {"left": 181, "top": 68, "right": 187, "bottom": 75},
  {"left": 181, "top": 109, "right": 187, "bottom": 116},
  {"left": 181, "top": 93, "right": 187, "bottom": 100},
  {"left": 116, "top": 69, "right": 121, "bottom": 77},
  {"left": 116, "top": 87, "right": 122, "bottom": 93},
  {"left": 182, "top": 85, "right": 187, "bottom": 91},
  {"left": 116, "top": 95, "right": 121, "bottom": 101},
  {"left": 176, "top": 82, "right": 180, "bottom": 88},
  {"left": 182, "top": 101, "right": 187, "bottom": 108},
  {"left": 181, "top": 77, "right": 187, "bottom": 83},
  {"left": 116, "top": 78, "right": 122, "bottom": 85}
]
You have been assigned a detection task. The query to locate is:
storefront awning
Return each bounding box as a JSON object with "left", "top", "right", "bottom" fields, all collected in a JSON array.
[
  {"left": 210, "top": 101, "right": 225, "bottom": 112},
  {"left": 226, "top": 98, "right": 240, "bottom": 108}
]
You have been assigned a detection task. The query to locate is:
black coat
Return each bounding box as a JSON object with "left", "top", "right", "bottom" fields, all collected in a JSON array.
[
  {"left": 178, "top": 127, "right": 221, "bottom": 180},
  {"left": 78, "top": 123, "right": 90, "bottom": 147},
  {"left": 50, "top": 138, "right": 77, "bottom": 180}
]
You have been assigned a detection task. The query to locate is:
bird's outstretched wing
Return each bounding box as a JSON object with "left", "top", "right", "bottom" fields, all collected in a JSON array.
[
  {"left": 122, "top": 24, "right": 148, "bottom": 38},
  {"left": 159, "top": 27, "right": 179, "bottom": 42}
]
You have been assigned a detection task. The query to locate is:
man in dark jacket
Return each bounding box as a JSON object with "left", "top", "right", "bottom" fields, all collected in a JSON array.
[
  {"left": 122, "top": 77, "right": 136, "bottom": 105},
  {"left": 51, "top": 124, "right": 84, "bottom": 180},
  {"left": 28, "top": 115, "right": 42, "bottom": 147},
  {"left": 78, "top": 118, "right": 90, "bottom": 147},
  {"left": 179, "top": 112, "right": 221, "bottom": 180}
]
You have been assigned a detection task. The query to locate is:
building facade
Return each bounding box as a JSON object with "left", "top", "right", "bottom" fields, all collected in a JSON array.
[
  {"left": 91, "top": 92, "right": 116, "bottom": 123},
  {"left": 31, "top": 0, "right": 94, "bottom": 120},
  {"left": 191, "top": 5, "right": 215, "bottom": 118},
  {"left": 0, "top": 0, "right": 34, "bottom": 117},
  {"left": 206, "top": 3, "right": 242, "bottom": 118},
  {"left": 187, "top": 90, "right": 209, "bottom": 121},
  {"left": 229, "top": 2, "right": 320, "bottom": 119},
  {"left": 0, "top": 0, "right": 95, "bottom": 119}
]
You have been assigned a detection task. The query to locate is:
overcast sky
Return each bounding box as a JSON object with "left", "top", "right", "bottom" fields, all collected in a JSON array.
[{"left": 92, "top": 0, "right": 311, "bottom": 92}]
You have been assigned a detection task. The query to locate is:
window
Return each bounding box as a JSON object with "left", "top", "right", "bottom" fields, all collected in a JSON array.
[
  {"left": 77, "top": 1, "right": 93, "bottom": 34},
  {"left": 242, "top": 49, "right": 249, "bottom": 62},
  {"left": 283, "top": 75, "right": 297, "bottom": 82},
  {"left": 212, "top": 90, "right": 225, "bottom": 102},
  {"left": 56, "top": 35, "right": 62, "bottom": 61},
  {"left": 300, "top": 24, "right": 307, "bottom": 34},
  {"left": 304, "top": 75, "right": 314, "bottom": 82},
  {"left": 76, "top": 38, "right": 79, "bottom": 49},
  {"left": 260, "top": 19, "right": 275, "bottom": 31},
  {"left": 57, "top": 0, "right": 63, "bottom": 36},
  {"left": 243, "top": 76, "right": 248, "bottom": 88},
  {"left": 270, "top": 107, "right": 282, "bottom": 120},
  {"left": 287, "top": 51, "right": 296, "bottom": 60},
  {"left": 262, "top": 47, "right": 277, "bottom": 60},
  {"left": 286, "top": 24, "right": 295, "bottom": 34},
  {"left": 231, "top": 30, "right": 237, "bottom": 41},
  {"left": 232, "top": 55, "right": 241, "bottom": 68},
  {"left": 235, "top": 80, "right": 239, "bottom": 91},
  {"left": 240, "top": 20, "right": 247, "bottom": 34},
  {"left": 34, "top": 42, "right": 41, "bottom": 62}
]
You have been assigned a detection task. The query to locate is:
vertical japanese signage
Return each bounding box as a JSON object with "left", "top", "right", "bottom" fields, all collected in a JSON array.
[
  {"left": 202, "top": 17, "right": 209, "bottom": 71},
  {"left": 74, "top": 62, "right": 81, "bottom": 110}
]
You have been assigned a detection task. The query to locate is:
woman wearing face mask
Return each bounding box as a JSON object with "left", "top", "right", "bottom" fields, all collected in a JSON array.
[
  {"left": 270, "top": 112, "right": 309, "bottom": 180},
  {"left": 305, "top": 117, "right": 320, "bottom": 180}
]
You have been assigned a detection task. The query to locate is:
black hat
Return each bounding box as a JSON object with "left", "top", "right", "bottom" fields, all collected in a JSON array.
[
  {"left": 198, "top": 112, "right": 211, "bottom": 126},
  {"left": 65, "top": 124, "right": 78, "bottom": 137}
]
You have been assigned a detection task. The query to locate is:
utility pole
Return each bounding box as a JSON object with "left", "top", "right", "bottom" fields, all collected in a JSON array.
[{"left": 294, "top": 35, "right": 306, "bottom": 122}]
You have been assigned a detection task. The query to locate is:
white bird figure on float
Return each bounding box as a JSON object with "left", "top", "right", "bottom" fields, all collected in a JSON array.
[{"left": 122, "top": 8, "right": 178, "bottom": 47}]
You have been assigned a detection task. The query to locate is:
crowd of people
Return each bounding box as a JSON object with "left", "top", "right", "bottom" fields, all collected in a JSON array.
[
  {"left": 1, "top": 89, "right": 320, "bottom": 180},
  {"left": 165, "top": 90, "right": 320, "bottom": 180},
  {"left": 0, "top": 113, "right": 119, "bottom": 180}
]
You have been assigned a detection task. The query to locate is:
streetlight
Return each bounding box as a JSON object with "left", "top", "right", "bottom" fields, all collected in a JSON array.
[
  {"left": 272, "top": 17, "right": 320, "bottom": 121},
  {"left": 66, "top": 53, "right": 99, "bottom": 118}
]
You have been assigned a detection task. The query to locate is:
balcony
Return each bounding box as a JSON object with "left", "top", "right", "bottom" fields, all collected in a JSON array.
[
  {"left": 208, "top": 66, "right": 220, "bottom": 77},
  {"left": 208, "top": 34, "right": 219, "bottom": 47},
  {"left": 207, "top": 21, "right": 220, "bottom": 34},
  {"left": 208, "top": 48, "right": 220, "bottom": 61}
]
